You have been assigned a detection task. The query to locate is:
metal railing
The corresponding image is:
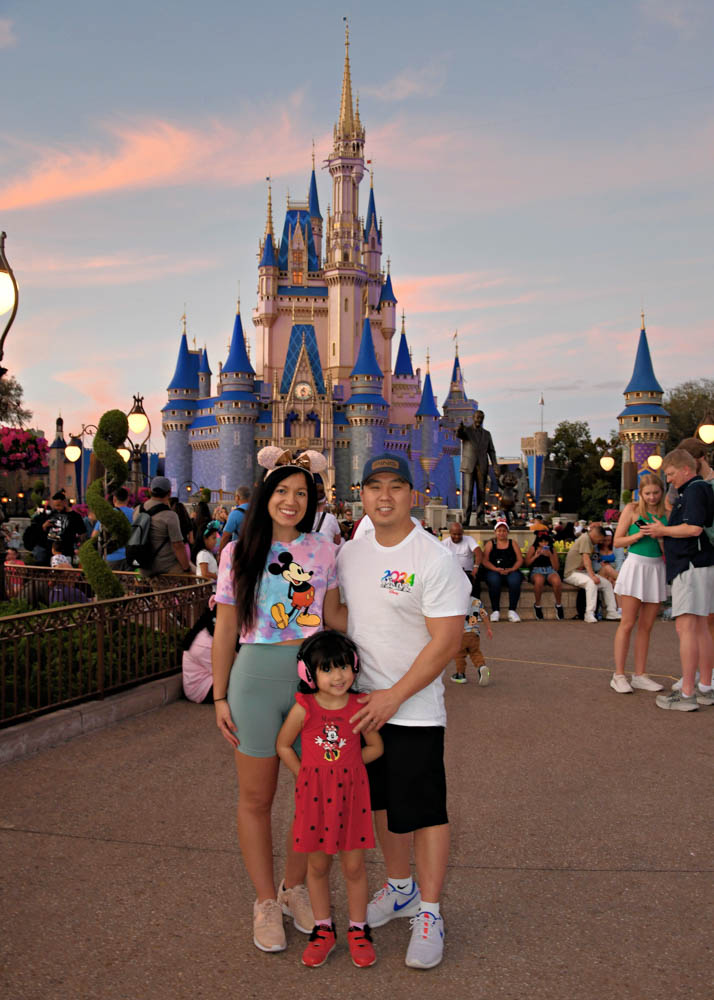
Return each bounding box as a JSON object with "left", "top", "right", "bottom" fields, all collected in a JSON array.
[
  {"left": 1, "top": 563, "right": 195, "bottom": 607},
  {"left": 0, "top": 580, "right": 212, "bottom": 726}
]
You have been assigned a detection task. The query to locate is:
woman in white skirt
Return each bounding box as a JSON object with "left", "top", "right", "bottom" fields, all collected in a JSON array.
[{"left": 610, "top": 475, "right": 667, "bottom": 693}]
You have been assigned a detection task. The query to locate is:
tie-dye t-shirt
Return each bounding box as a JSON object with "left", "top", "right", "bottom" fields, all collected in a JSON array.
[{"left": 215, "top": 532, "right": 339, "bottom": 644}]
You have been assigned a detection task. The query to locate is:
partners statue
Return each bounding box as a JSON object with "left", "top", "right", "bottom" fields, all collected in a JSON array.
[{"left": 457, "top": 410, "right": 499, "bottom": 526}]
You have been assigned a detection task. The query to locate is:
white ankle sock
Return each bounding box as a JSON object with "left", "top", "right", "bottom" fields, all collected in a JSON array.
[
  {"left": 388, "top": 877, "right": 414, "bottom": 894},
  {"left": 698, "top": 683, "right": 712, "bottom": 693},
  {"left": 419, "top": 901, "right": 440, "bottom": 917}
]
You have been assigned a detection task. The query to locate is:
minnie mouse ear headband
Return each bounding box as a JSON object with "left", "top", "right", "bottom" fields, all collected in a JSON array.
[{"left": 257, "top": 446, "right": 327, "bottom": 479}]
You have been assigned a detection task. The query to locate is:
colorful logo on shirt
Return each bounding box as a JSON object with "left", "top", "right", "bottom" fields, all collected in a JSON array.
[
  {"left": 380, "top": 568, "right": 416, "bottom": 593},
  {"left": 315, "top": 721, "right": 347, "bottom": 762},
  {"left": 267, "top": 550, "right": 321, "bottom": 630}
]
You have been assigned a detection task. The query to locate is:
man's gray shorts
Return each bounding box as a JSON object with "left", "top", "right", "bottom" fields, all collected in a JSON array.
[{"left": 671, "top": 564, "right": 714, "bottom": 617}]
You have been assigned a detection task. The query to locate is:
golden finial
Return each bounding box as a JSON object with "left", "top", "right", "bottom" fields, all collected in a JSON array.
[
  {"left": 641, "top": 309, "right": 645, "bottom": 330},
  {"left": 386, "top": 256, "right": 391, "bottom": 274},
  {"left": 426, "top": 348, "right": 431, "bottom": 373},
  {"left": 355, "top": 93, "right": 362, "bottom": 130},
  {"left": 286, "top": 186, "right": 290, "bottom": 207},
  {"left": 370, "top": 164, "right": 374, "bottom": 188},
  {"left": 401, "top": 310, "right": 406, "bottom": 335},
  {"left": 312, "top": 140, "right": 316, "bottom": 171},
  {"left": 337, "top": 17, "right": 354, "bottom": 137},
  {"left": 236, "top": 281, "right": 241, "bottom": 315},
  {"left": 454, "top": 329, "right": 459, "bottom": 354},
  {"left": 192, "top": 336, "right": 197, "bottom": 350},
  {"left": 265, "top": 178, "right": 274, "bottom": 239}
]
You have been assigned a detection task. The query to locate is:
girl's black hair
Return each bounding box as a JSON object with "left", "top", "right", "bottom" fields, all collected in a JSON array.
[
  {"left": 192, "top": 519, "right": 221, "bottom": 562},
  {"left": 297, "top": 630, "right": 359, "bottom": 695},
  {"left": 231, "top": 465, "right": 318, "bottom": 633}
]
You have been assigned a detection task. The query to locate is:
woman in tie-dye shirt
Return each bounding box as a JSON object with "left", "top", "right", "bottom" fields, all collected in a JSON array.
[{"left": 212, "top": 455, "right": 341, "bottom": 954}]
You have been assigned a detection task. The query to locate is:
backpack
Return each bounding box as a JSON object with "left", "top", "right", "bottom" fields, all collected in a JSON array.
[
  {"left": 125, "top": 504, "right": 171, "bottom": 569},
  {"left": 702, "top": 480, "right": 714, "bottom": 548}
]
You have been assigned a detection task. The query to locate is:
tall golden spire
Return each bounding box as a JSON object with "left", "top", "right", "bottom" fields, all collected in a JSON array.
[
  {"left": 641, "top": 309, "right": 645, "bottom": 330},
  {"left": 426, "top": 348, "right": 431, "bottom": 373},
  {"left": 401, "top": 310, "right": 406, "bottom": 335},
  {"left": 337, "top": 18, "right": 354, "bottom": 137},
  {"left": 264, "top": 178, "right": 274, "bottom": 240}
]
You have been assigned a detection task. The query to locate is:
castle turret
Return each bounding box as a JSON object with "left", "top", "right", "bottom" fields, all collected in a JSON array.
[
  {"left": 413, "top": 354, "right": 441, "bottom": 495},
  {"left": 308, "top": 151, "right": 323, "bottom": 262},
  {"left": 618, "top": 312, "right": 669, "bottom": 491},
  {"left": 255, "top": 182, "right": 279, "bottom": 381},
  {"left": 362, "top": 175, "right": 382, "bottom": 307},
  {"left": 198, "top": 347, "right": 212, "bottom": 399},
  {"left": 441, "top": 338, "right": 478, "bottom": 433},
  {"left": 378, "top": 260, "right": 397, "bottom": 395},
  {"left": 388, "top": 312, "right": 421, "bottom": 428},
  {"left": 215, "top": 308, "right": 259, "bottom": 493},
  {"left": 163, "top": 325, "right": 200, "bottom": 495},
  {"left": 346, "top": 318, "right": 388, "bottom": 476}
]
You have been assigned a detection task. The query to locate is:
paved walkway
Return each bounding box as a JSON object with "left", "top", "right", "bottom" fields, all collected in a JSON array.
[{"left": 1, "top": 620, "right": 711, "bottom": 1000}]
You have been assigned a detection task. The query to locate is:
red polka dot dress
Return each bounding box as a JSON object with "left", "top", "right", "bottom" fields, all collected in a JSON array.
[{"left": 292, "top": 692, "right": 374, "bottom": 855}]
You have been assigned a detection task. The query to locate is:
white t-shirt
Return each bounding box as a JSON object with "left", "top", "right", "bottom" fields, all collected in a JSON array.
[
  {"left": 337, "top": 526, "right": 471, "bottom": 727},
  {"left": 313, "top": 508, "right": 342, "bottom": 546},
  {"left": 441, "top": 534, "right": 480, "bottom": 572},
  {"left": 196, "top": 549, "right": 218, "bottom": 589}
]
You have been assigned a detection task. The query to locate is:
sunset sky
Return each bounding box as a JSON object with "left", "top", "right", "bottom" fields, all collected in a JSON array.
[{"left": 1, "top": 0, "right": 712, "bottom": 458}]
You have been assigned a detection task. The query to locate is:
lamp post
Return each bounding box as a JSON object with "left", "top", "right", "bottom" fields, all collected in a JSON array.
[
  {"left": 647, "top": 454, "right": 663, "bottom": 471},
  {"left": 64, "top": 424, "right": 98, "bottom": 504},
  {"left": 0, "top": 232, "right": 19, "bottom": 379},
  {"left": 180, "top": 480, "right": 200, "bottom": 503},
  {"left": 599, "top": 455, "right": 615, "bottom": 472},
  {"left": 696, "top": 412, "right": 714, "bottom": 446},
  {"left": 124, "top": 394, "right": 151, "bottom": 498}
]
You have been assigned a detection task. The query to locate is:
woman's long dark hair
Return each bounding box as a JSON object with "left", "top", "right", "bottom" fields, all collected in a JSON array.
[{"left": 232, "top": 465, "right": 317, "bottom": 632}]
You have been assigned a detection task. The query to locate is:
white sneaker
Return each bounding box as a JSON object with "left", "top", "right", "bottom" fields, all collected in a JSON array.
[
  {"left": 367, "top": 881, "right": 421, "bottom": 928},
  {"left": 610, "top": 673, "right": 633, "bottom": 694},
  {"left": 605, "top": 611, "right": 622, "bottom": 620},
  {"left": 584, "top": 613, "right": 598, "bottom": 623},
  {"left": 630, "top": 674, "right": 664, "bottom": 692},
  {"left": 478, "top": 664, "right": 490, "bottom": 686},
  {"left": 490, "top": 611, "right": 500, "bottom": 622},
  {"left": 672, "top": 672, "right": 699, "bottom": 691},
  {"left": 405, "top": 910, "right": 445, "bottom": 969},
  {"left": 507, "top": 610, "right": 521, "bottom": 623}
]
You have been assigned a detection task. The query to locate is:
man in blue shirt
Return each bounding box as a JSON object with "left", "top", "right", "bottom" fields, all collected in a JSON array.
[
  {"left": 642, "top": 448, "right": 714, "bottom": 711},
  {"left": 92, "top": 487, "right": 134, "bottom": 571},
  {"left": 218, "top": 485, "right": 251, "bottom": 558}
]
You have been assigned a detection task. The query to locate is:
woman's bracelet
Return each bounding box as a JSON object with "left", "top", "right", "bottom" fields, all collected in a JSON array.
[{"left": 214, "top": 696, "right": 227, "bottom": 702}]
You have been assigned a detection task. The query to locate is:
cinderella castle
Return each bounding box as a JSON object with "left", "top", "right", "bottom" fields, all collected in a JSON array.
[{"left": 163, "top": 27, "right": 477, "bottom": 504}]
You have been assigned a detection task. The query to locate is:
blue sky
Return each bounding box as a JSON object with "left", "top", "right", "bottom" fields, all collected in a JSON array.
[{"left": 1, "top": 0, "right": 712, "bottom": 458}]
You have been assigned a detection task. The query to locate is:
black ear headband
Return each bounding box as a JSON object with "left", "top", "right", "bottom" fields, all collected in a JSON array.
[{"left": 296, "top": 632, "right": 359, "bottom": 690}]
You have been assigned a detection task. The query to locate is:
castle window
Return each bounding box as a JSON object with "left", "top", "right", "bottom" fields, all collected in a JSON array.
[
  {"left": 343, "top": 252, "right": 349, "bottom": 263},
  {"left": 636, "top": 392, "right": 641, "bottom": 398},
  {"left": 652, "top": 416, "right": 658, "bottom": 422},
  {"left": 332, "top": 343, "right": 335, "bottom": 356},
  {"left": 633, "top": 417, "right": 639, "bottom": 423},
  {"left": 371, "top": 237, "right": 375, "bottom": 249},
  {"left": 293, "top": 271, "right": 303, "bottom": 285},
  {"left": 344, "top": 297, "right": 348, "bottom": 312}
]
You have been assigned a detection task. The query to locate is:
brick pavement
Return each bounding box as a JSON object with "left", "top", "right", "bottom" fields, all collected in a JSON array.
[{"left": 1, "top": 620, "right": 711, "bottom": 1000}]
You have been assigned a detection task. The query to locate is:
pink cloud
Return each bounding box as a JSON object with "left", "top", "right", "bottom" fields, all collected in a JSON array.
[
  {"left": 0, "top": 108, "right": 329, "bottom": 211},
  {"left": 20, "top": 250, "right": 217, "bottom": 288},
  {"left": 0, "top": 18, "right": 16, "bottom": 48}
]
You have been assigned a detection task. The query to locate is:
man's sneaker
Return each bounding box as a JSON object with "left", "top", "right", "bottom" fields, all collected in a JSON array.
[
  {"left": 301, "top": 925, "right": 337, "bottom": 968},
  {"left": 507, "top": 610, "right": 521, "bottom": 623},
  {"left": 490, "top": 611, "right": 500, "bottom": 622},
  {"left": 367, "top": 881, "right": 421, "bottom": 927},
  {"left": 277, "top": 878, "right": 314, "bottom": 933},
  {"left": 604, "top": 611, "right": 622, "bottom": 621},
  {"left": 555, "top": 604, "right": 565, "bottom": 620},
  {"left": 347, "top": 925, "right": 376, "bottom": 967},
  {"left": 610, "top": 673, "right": 633, "bottom": 694},
  {"left": 630, "top": 674, "right": 664, "bottom": 692},
  {"left": 405, "top": 910, "right": 445, "bottom": 969},
  {"left": 655, "top": 691, "right": 698, "bottom": 712},
  {"left": 696, "top": 687, "right": 714, "bottom": 707},
  {"left": 253, "top": 898, "right": 286, "bottom": 953},
  {"left": 584, "top": 613, "right": 598, "bottom": 623},
  {"left": 450, "top": 672, "right": 467, "bottom": 684},
  {"left": 673, "top": 672, "right": 699, "bottom": 691},
  {"left": 533, "top": 605, "right": 544, "bottom": 620},
  {"left": 478, "top": 664, "right": 490, "bottom": 686}
]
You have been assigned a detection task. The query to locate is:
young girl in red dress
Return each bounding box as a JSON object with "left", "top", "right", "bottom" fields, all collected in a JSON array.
[{"left": 277, "top": 630, "right": 383, "bottom": 969}]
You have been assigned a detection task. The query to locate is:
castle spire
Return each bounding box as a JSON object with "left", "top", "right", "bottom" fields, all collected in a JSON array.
[
  {"left": 264, "top": 178, "right": 274, "bottom": 240},
  {"left": 259, "top": 178, "right": 277, "bottom": 267},
  {"left": 624, "top": 315, "right": 663, "bottom": 394},
  {"left": 337, "top": 19, "right": 354, "bottom": 138}
]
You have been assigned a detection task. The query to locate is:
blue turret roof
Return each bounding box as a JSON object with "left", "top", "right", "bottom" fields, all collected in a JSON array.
[
  {"left": 617, "top": 403, "right": 669, "bottom": 419},
  {"left": 351, "top": 319, "right": 383, "bottom": 378},
  {"left": 308, "top": 169, "right": 322, "bottom": 220},
  {"left": 364, "top": 187, "right": 379, "bottom": 242},
  {"left": 450, "top": 352, "right": 462, "bottom": 386},
  {"left": 624, "top": 326, "right": 663, "bottom": 394},
  {"left": 278, "top": 209, "right": 320, "bottom": 271},
  {"left": 393, "top": 331, "right": 414, "bottom": 377},
  {"left": 259, "top": 232, "right": 277, "bottom": 268},
  {"left": 224, "top": 313, "right": 255, "bottom": 375},
  {"left": 379, "top": 272, "right": 397, "bottom": 305},
  {"left": 280, "top": 324, "right": 326, "bottom": 394},
  {"left": 198, "top": 348, "right": 212, "bottom": 375},
  {"left": 168, "top": 333, "right": 199, "bottom": 391},
  {"left": 416, "top": 372, "right": 440, "bottom": 418}
]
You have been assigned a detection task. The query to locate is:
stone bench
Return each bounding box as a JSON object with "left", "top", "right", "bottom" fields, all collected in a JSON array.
[{"left": 482, "top": 579, "right": 581, "bottom": 621}]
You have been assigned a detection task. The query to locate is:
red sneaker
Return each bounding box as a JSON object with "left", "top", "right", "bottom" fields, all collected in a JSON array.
[
  {"left": 347, "top": 925, "right": 377, "bottom": 968},
  {"left": 301, "top": 925, "right": 337, "bottom": 968}
]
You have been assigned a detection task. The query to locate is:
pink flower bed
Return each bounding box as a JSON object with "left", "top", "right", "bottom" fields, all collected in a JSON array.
[{"left": 0, "top": 427, "right": 49, "bottom": 471}]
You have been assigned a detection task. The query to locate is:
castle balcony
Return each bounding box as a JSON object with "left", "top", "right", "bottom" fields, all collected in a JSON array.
[{"left": 277, "top": 437, "right": 324, "bottom": 451}]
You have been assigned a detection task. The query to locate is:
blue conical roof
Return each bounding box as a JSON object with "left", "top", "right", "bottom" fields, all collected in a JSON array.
[
  {"left": 624, "top": 326, "right": 663, "bottom": 394},
  {"left": 224, "top": 313, "right": 255, "bottom": 375},
  {"left": 363, "top": 187, "right": 378, "bottom": 242},
  {"left": 198, "top": 348, "right": 212, "bottom": 375},
  {"left": 168, "top": 333, "right": 199, "bottom": 390},
  {"left": 416, "top": 372, "right": 440, "bottom": 418},
  {"left": 393, "top": 332, "right": 414, "bottom": 377},
  {"left": 308, "top": 169, "right": 322, "bottom": 220},
  {"left": 379, "top": 272, "right": 397, "bottom": 305},
  {"left": 450, "top": 352, "right": 463, "bottom": 385},
  {"left": 350, "top": 318, "right": 383, "bottom": 378},
  {"left": 259, "top": 232, "right": 277, "bottom": 268}
]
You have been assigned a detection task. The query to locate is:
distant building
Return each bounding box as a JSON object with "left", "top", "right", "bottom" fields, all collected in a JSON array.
[{"left": 163, "top": 28, "right": 478, "bottom": 503}]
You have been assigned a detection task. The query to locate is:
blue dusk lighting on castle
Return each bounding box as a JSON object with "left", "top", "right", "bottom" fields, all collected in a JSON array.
[{"left": 163, "top": 28, "right": 478, "bottom": 503}]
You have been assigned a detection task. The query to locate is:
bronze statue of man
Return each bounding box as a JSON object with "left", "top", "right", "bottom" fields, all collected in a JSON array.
[{"left": 457, "top": 410, "right": 499, "bottom": 526}]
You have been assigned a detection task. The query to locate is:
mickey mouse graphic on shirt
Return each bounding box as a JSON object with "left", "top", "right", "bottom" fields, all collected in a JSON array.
[
  {"left": 314, "top": 721, "right": 347, "bottom": 762},
  {"left": 268, "top": 551, "right": 322, "bottom": 630}
]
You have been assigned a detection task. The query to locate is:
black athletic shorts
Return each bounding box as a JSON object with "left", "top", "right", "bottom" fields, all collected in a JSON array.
[{"left": 366, "top": 724, "right": 447, "bottom": 834}]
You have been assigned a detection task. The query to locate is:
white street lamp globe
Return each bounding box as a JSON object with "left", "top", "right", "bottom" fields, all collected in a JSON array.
[
  {"left": 128, "top": 411, "right": 149, "bottom": 435},
  {"left": 600, "top": 455, "right": 615, "bottom": 472},
  {"left": 117, "top": 447, "right": 131, "bottom": 463},
  {"left": 0, "top": 272, "right": 15, "bottom": 316},
  {"left": 64, "top": 443, "right": 82, "bottom": 463},
  {"left": 698, "top": 421, "right": 714, "bottom": 445},
  {"left": 647, "top": 454, "right": 663, "bottom": 470}
]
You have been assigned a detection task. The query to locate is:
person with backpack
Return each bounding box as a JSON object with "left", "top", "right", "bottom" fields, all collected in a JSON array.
[{"left": 129, "top": 476, "right": 190, "bottom": 577}]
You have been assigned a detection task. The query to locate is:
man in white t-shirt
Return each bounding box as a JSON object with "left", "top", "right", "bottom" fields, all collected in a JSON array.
[
  {"left": 441, "top": 521, "right": 481, "bottom": 577},
  {"left": 312, "top": 480, "right": 342, "bottom": 546},
  {"left": 336, "top": 453, "right": 470, "bottom": 970}
]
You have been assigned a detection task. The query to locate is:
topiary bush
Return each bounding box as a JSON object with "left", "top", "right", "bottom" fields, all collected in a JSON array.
[{"left": 78, "top": 410, "right": 130, "bottom": 599}]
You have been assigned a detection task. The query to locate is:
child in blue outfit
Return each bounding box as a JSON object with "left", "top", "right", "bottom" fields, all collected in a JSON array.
[{"left": 450, "top": 596, "right": 493, "bottom": 685}]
